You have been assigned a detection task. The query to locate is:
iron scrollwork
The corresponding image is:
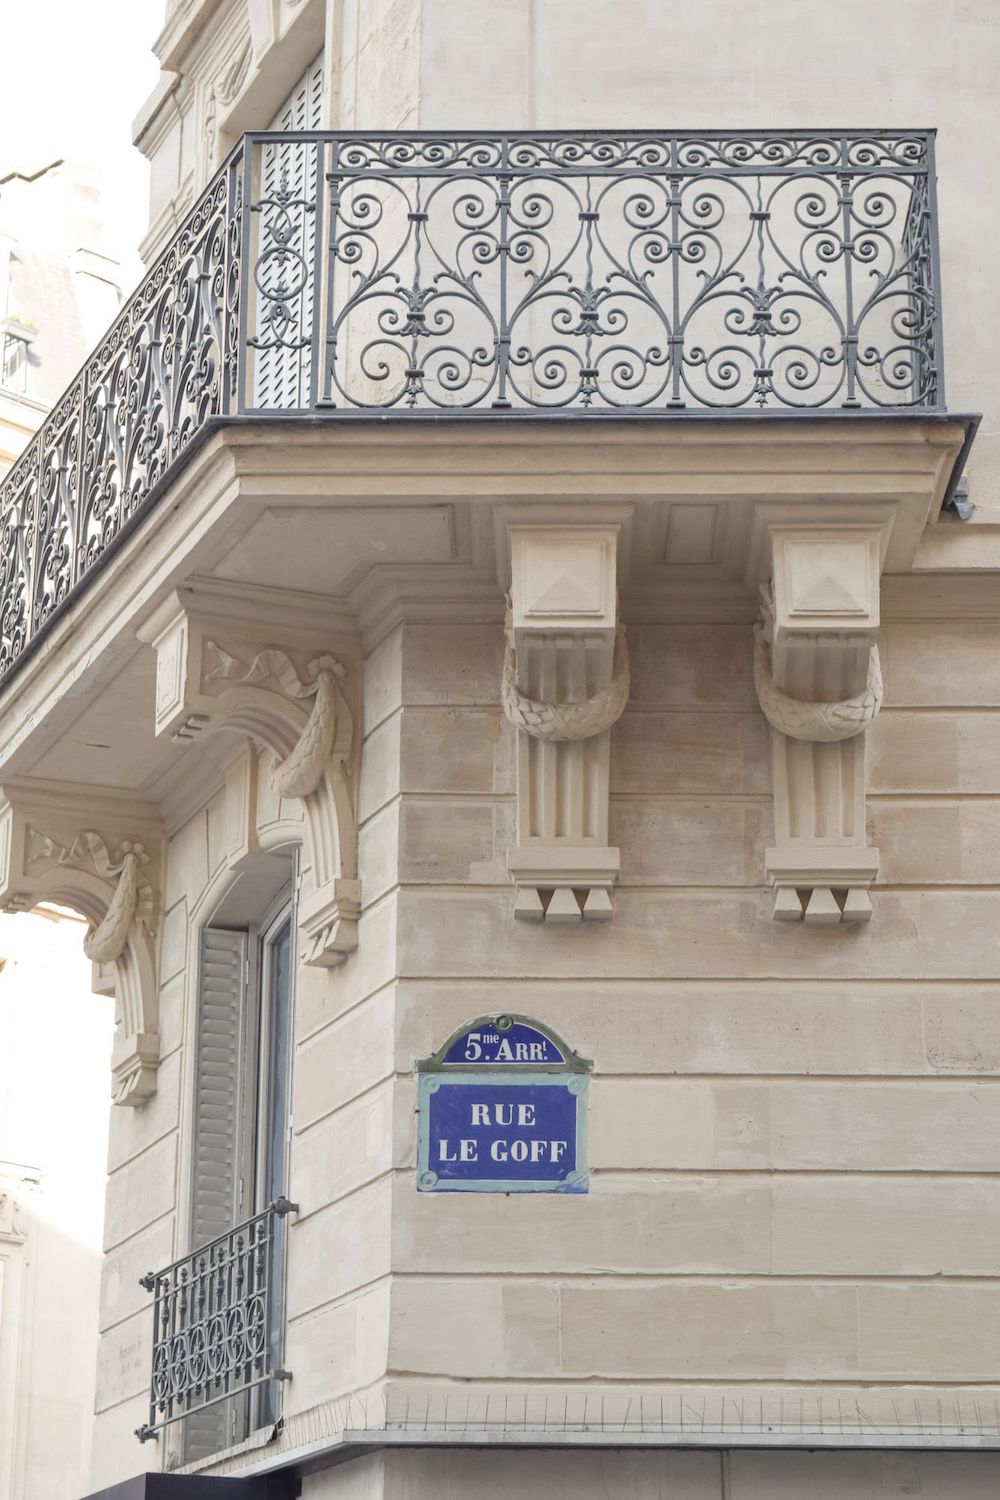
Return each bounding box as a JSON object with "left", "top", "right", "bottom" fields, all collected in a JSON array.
[
  {"left": 320, "top": 132, "right": 941, "bottom": 413},
  {"left": 0, "top": 129, "right": 943, "bottom": 692},
  {"left": 135, "top": 1198, "right": 296, "bottom": 1442},
  {"left": 0, "top": 155, "right": 240, "bottom": 687}
]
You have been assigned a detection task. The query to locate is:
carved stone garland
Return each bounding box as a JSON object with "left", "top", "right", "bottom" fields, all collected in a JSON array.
[
  {"left": 0, "top": 789, "right": 162, "bottom": 1104},
  {"left": 754, "top": 526, "right": 883, "bottom": 925},
  {"left": 142, "top": 596, "right": 359, "bottom": 967},
  {"left": 503, "top": 522, "right": 629, "bottom": 923}
]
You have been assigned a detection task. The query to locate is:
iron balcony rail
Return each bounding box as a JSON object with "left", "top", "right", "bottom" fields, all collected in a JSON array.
[
  {"left": 135, "top": 1198, "right": 296, "bottom": 1442},
  {"left": 0, "top": 130, "right": 943, "bottom": 686}
]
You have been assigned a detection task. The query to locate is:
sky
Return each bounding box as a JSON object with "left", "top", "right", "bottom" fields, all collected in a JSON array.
[{"left": 0, "top": 0, "right": 165, "bottom": 287}]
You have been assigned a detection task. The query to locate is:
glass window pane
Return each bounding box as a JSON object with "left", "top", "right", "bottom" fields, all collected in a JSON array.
[{"left": 262, "top": 916, "right": 291, "bottom": 1206}]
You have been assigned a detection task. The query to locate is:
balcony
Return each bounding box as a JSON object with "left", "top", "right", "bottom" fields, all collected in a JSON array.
[
  {"left": 0, "top": 129, "right": 950, "bottom": 691},
  {"left": 135, "top": 1199, "right": 295, "bottom": 1443}
]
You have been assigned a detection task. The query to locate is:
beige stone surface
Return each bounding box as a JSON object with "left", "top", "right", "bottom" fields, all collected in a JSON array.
[
  {"left": 94, "top": 1310, "right": 152, "bottom": 1412},
  {"left": 359, "top": 800, "right": 402, "bottom": 907},
  {"left": 729, "top": 1452, "right": 1000, "bottom": 1499},
  {"left": 612, "top": 799, "right": 768, "bottom": 885},
  {"left": 284, "top": 1284, "right": 391, "bottom": 1414},
  {"left": 380, "top": 1448, "right": 724, "bottom": 1500},
  {"left": 362, "top": 628, "right": 404, "bottom": 737},
  {"left": 389, "top": 1280, "right": 561, "bottom": 1378},
  {"left": 394, "top": 980, "right": 936, "bottom": 1076},
  {"left": 293, "top": 1079, "right": 397, "bottom": 1213},
  {"left": 89, "top": 1394, "right": 153, "bottom": 1491},
  {"left": 771, "top": 1178, "right": 1000, "bottom": 1275},
  {"left": 628, "top": 625, "right": 757, "bottom": 707},
  {"left": 394, "top": 1179, "right": 772, "bottom": 1275},
  {"left": 560, "top": 1284, "right": 859, "bottom": 1378},
  {"left": 858, "top": 1285, "right": 1000, "bottom": 1378},
  {"left": 870, "top": 712, "right": 1000, "bottom": 794},
  {"left": 105, "top": 1045, "right": 181, "bottom": 1174},
  {"left": 611, "top": 711, "right": 769, "bottom": 795},
  {"left": 102, "top": 1133, "right": 177, "bottom": 1254},
  {"left": 294, "top": 1448, "right": 1000, "bottom": 1500},
  {"left": 882, "top": 624, "right": 1000, "bottom": 707},
  {"left": 591, "top": 1080, "right": 1000, "bottom": 1172},
  {"left": 396, "top": 887, "right": 1000, "bottom": 980},
  {"left": 399, "top": 707, "right": 515, "bottom": 796},
  {"left": 359, "top": 712, "right": 403, "bottom": 822},
  {"left": 295, "top": 986, "right": 396, "bottom": 1131},
  {"left": 398, "top": 797, "right": 512, "bottom": 886},
  {"left": 873, "top": 801, "right": 1000, "bottom": 885},
  {"left": 923, "top": 989, "right": 1000, "bottom": 1073},
  {"left": 285, "top": 1179, "right": 393, "bottom": 1321},
  {"left": 98, "top": 1215, "right": 175, "bottom": 1336}
]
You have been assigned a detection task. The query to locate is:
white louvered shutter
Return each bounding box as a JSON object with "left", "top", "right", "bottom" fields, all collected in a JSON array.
[
  {"left": 252, "top": 53, "right": 324, "bottom": 410},
  {"left": 191, "top": 927, "right": 250, "bottom": 1248},
  {"left": 269, "top": 54, "right": 324, "bottom": 132},
  {"left": 185, "top": 927, "right": 250, "bottom": 1463}
]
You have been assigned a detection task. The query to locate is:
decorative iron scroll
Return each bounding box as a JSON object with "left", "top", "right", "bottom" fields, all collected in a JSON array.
[
  {"left": 135, "top": 1198, "right": 295, "bottom": 1441},
  {"left": 320, "top": 132, "right": 942, "bottom": 414},
  {"left": 0, "top": 131, "right": 943, "bottom": 691},
  {"left": 0, "top": 150, "right": 242, "bottom": 685}
]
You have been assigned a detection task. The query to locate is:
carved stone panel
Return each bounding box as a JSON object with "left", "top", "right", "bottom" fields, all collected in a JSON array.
[
  {"left": 755, "top": 526, "right": 884, "bottom": 924},
  {"left": 0, "top": 786, "right": 163, "bottom": 1104},
  {"left": 140, "top": 591, "right": 360, "bottom": 967},
  {"left": 503, "top": 523, "right": 628, "bottom": 923}
]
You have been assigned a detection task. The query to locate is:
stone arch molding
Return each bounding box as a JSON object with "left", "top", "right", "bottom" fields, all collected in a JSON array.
[
  {"left": 140, "top": 591, "right": 360, "bottom": 968},
  {"left": 0, "top": 786, "right": 163, "bottom": 1105}
]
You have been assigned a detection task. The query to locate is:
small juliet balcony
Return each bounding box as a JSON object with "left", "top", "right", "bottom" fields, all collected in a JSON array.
[
  {"left": 0, "top": 128, "right": 953, "bottom": 691},
  {"left": 136, "top": 1199, "right": 296, "bottom": 1443}
]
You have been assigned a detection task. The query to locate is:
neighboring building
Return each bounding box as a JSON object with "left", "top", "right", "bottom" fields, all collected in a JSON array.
[
  {"left": 0, "top": 160, "right": 122, "bottom": 473},
  {"left": 0, "top": 912, "right": 115, "bottom": 1500},
  {"left": 0, "top": 161, "right": 123, "bottom": 1500},
  {"left": 0, "top": 3, "right": 998, "bottom": 1499}
]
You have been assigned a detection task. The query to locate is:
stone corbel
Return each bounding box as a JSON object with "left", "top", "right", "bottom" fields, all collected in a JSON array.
[
  {"left": 0, "top": 786, "right": 163, "bottom": 1104},
  {"left": 754, "top": 526, "right": 883, "bottom": 924},
  {"left": 140, "top": 593, "right": 360, "bottom": 967},
  {"left": 502, "top": 523, "right": 628, "bottom": 923}
]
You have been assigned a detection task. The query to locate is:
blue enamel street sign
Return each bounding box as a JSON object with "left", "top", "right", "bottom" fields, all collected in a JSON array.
[
  {"left": 440, "top": 1019, "right": 565, "bottom": 1067},
  {"left": 416, "top": 1014, "right": 590, "bottom": 1194}
]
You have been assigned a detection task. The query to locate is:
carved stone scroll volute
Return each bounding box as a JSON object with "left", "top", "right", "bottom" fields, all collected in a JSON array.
[
  {"left": 754, "top": 526, "right": 883, "bottom": 924},
  {"left": 502, "top": 522, "right": 629, "bottom": 923},
  {"left": 140, "top": 593, "right": 360, "bottom": 967},
  {"left": 0, "top": 787, "right": 163, "bottom": 1104}
]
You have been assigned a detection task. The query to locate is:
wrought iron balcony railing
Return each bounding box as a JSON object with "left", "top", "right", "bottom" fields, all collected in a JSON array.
[
  {"left": 0, "top": 130, "right": 944, "bottom": 687},
  {"left": 135, "top": 1198, "right": 295, "bottom": 1443}
]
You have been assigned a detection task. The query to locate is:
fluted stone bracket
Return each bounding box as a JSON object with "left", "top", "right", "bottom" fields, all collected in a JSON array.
[
  {"left": 755, "top": 526, "right": 883, "bottom": 925},
  {"left": 140, "top": 593, "right": 359, "bottom": 967},
  {"left": 0, "top": 785, "right": 163, "bottom": 1104},
  {"left": 502, "top": 522, "right": 627, "bottom": 924}
]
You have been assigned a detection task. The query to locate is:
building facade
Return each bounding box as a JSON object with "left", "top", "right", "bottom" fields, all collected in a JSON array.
[
  {"left": 1, "top": 2, "right": 999, "bottom": 1498},
  {"left": 0, "top": 159, "right": 122, "bottom": 1500}
]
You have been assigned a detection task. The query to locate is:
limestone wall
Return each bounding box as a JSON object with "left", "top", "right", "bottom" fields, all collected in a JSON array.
[
  {"left": 374, "top": 611, "right": 1000, "bottom": 1403},
  {"left": 88, "top": 589, "right": 1000, "bottom": 1491}
]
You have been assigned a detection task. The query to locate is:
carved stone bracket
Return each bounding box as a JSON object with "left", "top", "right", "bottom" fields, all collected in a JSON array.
[
  {"left": 140, "top": 593, "right": 360, "bottom": 967},
  {"left": 502, "top": 522, "right": 628, "bottom": 923},
  {"left": 0, "top": 785, "right": 163, "bottom": 1103},
  {"left": 754, "top": 526, "right": 883, "bottom": 924}
]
